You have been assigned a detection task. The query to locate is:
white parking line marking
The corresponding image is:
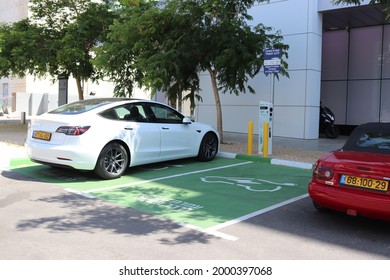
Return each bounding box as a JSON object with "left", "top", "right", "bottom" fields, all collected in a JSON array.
[
  {"left": 178, "top": 222, "right": 239, "bottom": 241},
  {"left": 84, "top": 161, "right": 253, "bottom": 194},
  {"left": 65, "top": 188, "right": 96, "bottom": 199},
  {"left": 206, "top": 194, "right": 309, "bottom": 232},
  {"left": 180, "top": 194, "right": 308, "bottom": 241}
]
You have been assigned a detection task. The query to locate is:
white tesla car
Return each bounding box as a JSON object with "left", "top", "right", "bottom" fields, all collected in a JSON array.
[{"left": 25, "top": 98, "right": 219, "bottom": 179}]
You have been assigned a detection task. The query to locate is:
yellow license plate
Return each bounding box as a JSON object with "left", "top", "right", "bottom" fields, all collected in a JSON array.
[
  {"left": 32, "top": 131, "right": 52, "bottom": 141},
  {"left": 340, "top": 175, "right": 388, "bottom": 192}
]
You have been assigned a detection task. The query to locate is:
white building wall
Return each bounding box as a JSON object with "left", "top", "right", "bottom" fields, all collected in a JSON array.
[
  {"left": 196, "top": 0, "right": 324, "bottom": 139},
  {"left": 22, "top": 76, "right": 152, "bottom": 115},
  {"left": 0, "top": 0, "right": 28, "bottom": 23},
  {"left": 25, "top": 76, "right": 121, "bottom": 107}
]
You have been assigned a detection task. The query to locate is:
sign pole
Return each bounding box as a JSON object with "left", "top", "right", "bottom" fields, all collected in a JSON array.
[{"left": 261, "top": 48, "right": 281, "bottom": 156}]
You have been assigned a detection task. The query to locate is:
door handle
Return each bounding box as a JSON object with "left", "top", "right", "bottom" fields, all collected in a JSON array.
[
  {"left": 124, "top": 127, "right": 133, "bottom": 130},
  {"left": 162, "top": 127, "right": 169, "bottom": 130}
]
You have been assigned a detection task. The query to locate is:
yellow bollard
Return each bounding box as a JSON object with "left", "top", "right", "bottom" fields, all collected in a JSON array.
[
  {"left": 247, "top": 121, "right": 253, "bottom": 155},
  {"left": 263, "top": 121, "right": 269, "bottom": 157}
]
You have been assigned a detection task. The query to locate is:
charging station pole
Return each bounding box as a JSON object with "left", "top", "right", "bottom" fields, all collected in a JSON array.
[{"left": 259, "top": 101, "right": 273, "bottom": 155}]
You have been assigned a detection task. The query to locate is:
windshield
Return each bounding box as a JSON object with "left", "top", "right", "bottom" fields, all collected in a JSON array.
[
  {"left": 49, "top": 98, "right": 124, "bottom": 115},
  {"left": 342, "top": 122, "right": 390, "bottom": 154}
]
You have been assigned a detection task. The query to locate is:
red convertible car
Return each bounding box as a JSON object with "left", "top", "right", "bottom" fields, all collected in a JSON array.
[{"left": 308, "top": 122, "right": 390, "bottom": 221}]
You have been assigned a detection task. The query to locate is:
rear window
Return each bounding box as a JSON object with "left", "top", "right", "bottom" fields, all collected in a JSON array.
[
  {"left": 49, "top": 99, "right": 118, "bottom": 115},
  {"left": 356, "top": 133, "right": 390, "bottom": 150},
  {"left": 342, "top": 123, "right": 390, "bottom": 155}
]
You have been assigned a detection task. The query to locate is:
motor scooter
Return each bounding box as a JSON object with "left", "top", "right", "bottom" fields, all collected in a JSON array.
[{"left": 320, "top": 103, "right": 339, "bottom": 139}]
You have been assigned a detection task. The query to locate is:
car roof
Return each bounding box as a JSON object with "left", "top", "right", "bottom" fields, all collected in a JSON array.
[
  {"left": 48, "top": 98, "right": 144, "bottom": 115},
  {"left": 48, "top": 98, "right": 182, "bottom": 117},
  {"left": 342, "top": 122, "right": 390, "bottom": 154}
]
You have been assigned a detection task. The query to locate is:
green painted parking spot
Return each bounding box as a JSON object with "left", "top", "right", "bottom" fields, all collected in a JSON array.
[
  {"left": 9, "top": 157, "right": 249, "bottom": 190},
  {"left": 10, "top": 157, "right": 311, "bottom": 229}
]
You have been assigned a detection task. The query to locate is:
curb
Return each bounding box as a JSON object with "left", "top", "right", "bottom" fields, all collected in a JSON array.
[
  {"left": 270, "top": 158, "right": 313, "bottom": 170},
  {"left": 218, "top": 152, "right": 313, "bottom": 170},
  {"left": 236, "top": 154, "right": 271, "bottom": 164},
  {"left": 0, "top": 119, "right": 27, "bottom": 125}
]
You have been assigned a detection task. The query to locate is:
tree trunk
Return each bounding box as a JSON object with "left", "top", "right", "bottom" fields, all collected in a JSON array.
[
  {"left": 208, "top": 67, "right": 224, "bottom": 143},
  {"left": 76, "top": 77, "right": 84, "bottom": 101}
]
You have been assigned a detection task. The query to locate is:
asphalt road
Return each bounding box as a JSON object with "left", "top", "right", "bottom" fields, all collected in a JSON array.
[{"left": 1, "top": 161, "right": 390, "bottom": 260}]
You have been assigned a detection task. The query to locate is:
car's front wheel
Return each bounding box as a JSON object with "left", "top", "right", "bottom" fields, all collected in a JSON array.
[
  {"left": 197, "top": 132, "right": 218, "bottom": 161},
  {"left": 94, "top": 142, "right": 129, "bottom": 179}
]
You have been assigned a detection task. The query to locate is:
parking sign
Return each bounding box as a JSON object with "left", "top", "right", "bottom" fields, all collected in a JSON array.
[{"left": 264, "top": 48, "right": 281, "bottom": 74}]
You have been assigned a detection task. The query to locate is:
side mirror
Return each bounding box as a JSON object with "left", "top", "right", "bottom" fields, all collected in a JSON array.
[{"left": 182, "top": 117, "right": 192, "bottom": 124}]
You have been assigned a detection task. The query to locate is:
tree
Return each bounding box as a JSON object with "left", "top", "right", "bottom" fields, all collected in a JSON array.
[
  {"left": 0, "top": 20, "right": 47, "bottom": 78},
  {"left": 0, "top": 0, "right": 117, "bottom": 100},
  {"left": 94, "top": 0, "right": 289, "bottom": 143}
]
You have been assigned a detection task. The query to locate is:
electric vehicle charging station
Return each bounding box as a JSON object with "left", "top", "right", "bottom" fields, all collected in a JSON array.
[{"left": 259, "top": 101, "right": 273, "bottom": 155}]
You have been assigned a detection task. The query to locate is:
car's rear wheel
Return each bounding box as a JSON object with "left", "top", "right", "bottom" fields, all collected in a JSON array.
[
  {"left": 312, "top": 200, "right": 325, "bottom": 211},
  {"left": 94, "top": 142, "right": 129, "bottom": 179},
  {"left": 197, "top": 132, "right": 218, "bottom": 161}
]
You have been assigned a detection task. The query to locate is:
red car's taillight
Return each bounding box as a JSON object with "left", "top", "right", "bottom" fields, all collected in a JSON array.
[
  {"left": 56, "top": 126, "right": 90, "bottom": 136},
  {"left": 313, "top": 163, "right": 334, "bottom": 181}
]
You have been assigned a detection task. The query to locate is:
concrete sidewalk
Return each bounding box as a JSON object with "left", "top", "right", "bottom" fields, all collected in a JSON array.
[
  {"left": 0, "top": 119, "right": 348, "bottom": 170},
  {"left": 220, "top": 131, "right": 347, "bottom": 167}
]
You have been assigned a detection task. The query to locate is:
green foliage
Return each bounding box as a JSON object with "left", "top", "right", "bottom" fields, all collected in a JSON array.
[
  {"left": 94, "top": 1, "right": 157, "bottom": 97},
  {"left": 93, "top": 0, "right": 289, "bottom": 141},
  {"left": 56, "top": 2, "right": 116, "bottom": 80},
  {"left": 94, "top": 0, "right": 289, "bottom": 101},
  {"left": 0, "top": 20, "right": 51, "bottom": 78},
  {"left": 0, "top": 0, "right": 117, "bottom": 99}
]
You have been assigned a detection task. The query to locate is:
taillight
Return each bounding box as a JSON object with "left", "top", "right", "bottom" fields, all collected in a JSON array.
[
  {"left": 56, "top": 126, "right": 90, "bottom": 136},
  {"left": 313, "top": 163, "right": 334, "bottom": 181}
]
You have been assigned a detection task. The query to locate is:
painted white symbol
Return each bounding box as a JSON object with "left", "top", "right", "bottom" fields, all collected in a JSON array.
[
  {"left": 140, "top": 163, "right": 184, "bottom": 171},
  {"left": 200, "top": 176, "right": 296, "bottom": 192}
]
